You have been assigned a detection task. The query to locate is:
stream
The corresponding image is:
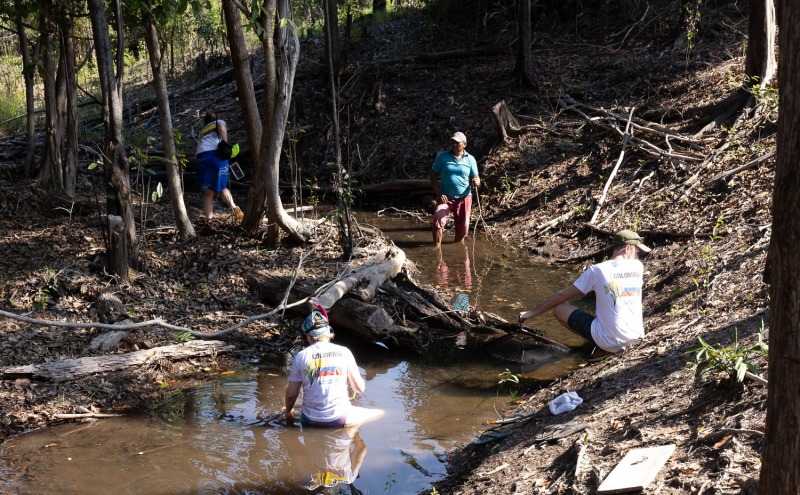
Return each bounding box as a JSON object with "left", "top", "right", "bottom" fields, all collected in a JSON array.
[{"left": 0, "top": 212, "right": 590, "bottom": 495}]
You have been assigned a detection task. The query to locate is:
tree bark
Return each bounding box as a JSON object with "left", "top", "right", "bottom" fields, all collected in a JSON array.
[
  {"left": 746, "top": 0, "right": 777, "bottom": 87},
  {"left": 254, "top": 0, "right": 310, "bottom": 243},
  {"left": 1, "top": 341, "right": 233, "bottom": 382},
  {"left": 143, "top": 4, "right": 195, "bottom": 240},
  {"left": 222, "top": 0, "right": 262, "bottom": 168},
  {"left": 14, "top": 6, "right": 39, "bottom": 178},
  {"left": 88, "top": 0, "right": 137, "bottom": 280},
  {"left": 512, "top": 0, "right": 537, "bottom": 89},
  {"left": 760, "top": 0, "right": 800, "bottom": 490}
]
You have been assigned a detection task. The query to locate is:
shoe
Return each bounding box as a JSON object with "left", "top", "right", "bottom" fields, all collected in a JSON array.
[{"left": 232, "top": 206, "right": 244, "bottom": 222}]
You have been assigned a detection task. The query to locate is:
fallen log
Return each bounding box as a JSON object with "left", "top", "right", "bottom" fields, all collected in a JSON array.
[
  {"left": 246, "top": 272, "right": 424, "bottom": 347},
  {"left": 1, "top": 340, "right": 233, "bottom": 382},
  {"left": 315, "top": 246, "right": 406, "bottom": 308}
]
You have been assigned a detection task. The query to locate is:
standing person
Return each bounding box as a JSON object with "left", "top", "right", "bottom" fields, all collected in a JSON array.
[
  {"left": 430, "top": 131, "right": 480, "bottom": 245},
  {"left": 518, "top": 230, "right": 651, "bottom": 360},
  {"left": 195, "top": 111, "right": 244, "bottom": 222},
  {"left": 284, "top": 310, "right": 385, "bottom": 428}
]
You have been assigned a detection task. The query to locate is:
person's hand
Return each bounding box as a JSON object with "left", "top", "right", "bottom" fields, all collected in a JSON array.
[
  {"left": 438, "top": 194, "right": 448, "bottom": 205},
  {"left": 518, "top": 312, "right": 528, "bottom": 325},
  {"left": 472, "top": 176, "right": 481, "bottom": 188},
  {"left": 284, "top": 408, "right": 295, "bottom": 426}
]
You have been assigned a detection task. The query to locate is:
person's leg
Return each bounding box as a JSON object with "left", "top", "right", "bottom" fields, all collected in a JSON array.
[
  {"left": 344, "top": 406, "right": 385, "bottom": 427},
  {"left": 453, "top": 195, "right": 472, "bottom": 243},
  {"left": 554, "top": 304, "right": 597, "bottom": 344},
  {"left": 432, "top": 201, "right": 452, "bottom": 245},
  {"left": 202, "top": 189, "right": 215, "bottom": 219}
]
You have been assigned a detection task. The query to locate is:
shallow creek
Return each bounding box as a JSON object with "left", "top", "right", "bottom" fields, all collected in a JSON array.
[{"left": 0, "top": 213, "right": 590, "bottom": 494}]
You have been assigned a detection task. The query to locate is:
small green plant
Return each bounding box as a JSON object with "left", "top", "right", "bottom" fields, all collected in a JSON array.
[
  {"left": 384, "top": 471, "right": 397, "bottom": 494},
  {"left": 174, "top": 331, "right": 195, "bottom": 343},
  {"left": 430, "top": 487, "right": 440, "bottom": 495},
  {"left": 684, "top": 323, "right": 768, "bottom": 385},
  {"left": 32, "top": 267, "right": 58, "bottom": 310},
  {"left": 498, "top": 369, "right": 521, "bottom": 402}
]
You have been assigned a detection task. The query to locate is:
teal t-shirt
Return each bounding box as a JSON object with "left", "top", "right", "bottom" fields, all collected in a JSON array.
[{"left": 432, "top": 150, "right": 478, "bottom": 199}]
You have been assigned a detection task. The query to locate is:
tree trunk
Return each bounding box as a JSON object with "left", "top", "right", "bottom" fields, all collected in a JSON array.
[
  {"left": 745, "top": 0, "right": 777, "bottom": 87},
  {"left": 14, "top": 7, "right": 39, "bottom": 178},
  {"left": 221, "top": 0, "right": 262, "bottom": 169},
  {"left": 58, "top": 10, "right": 78, "bottom": 198},
  {"left": 760, "top": 0, "right": 800, "bottom": 490},
  {"left": 512, "top": 0, "right": 537, "bottom": 89},
  {"left": 37, "top": 0, "right": 64, "bottom": 192},
  {"left": 143, "top": 5, "right": 195, "bottom": 240},
  {"left": 324, "top": 0, "right": 353, "bottom": 256},
  {"left": 88, "top": 0, "right": 137, "bottom": 280},
  {"left": 249, "top": 0, "right": 310, "bottom": 243}
]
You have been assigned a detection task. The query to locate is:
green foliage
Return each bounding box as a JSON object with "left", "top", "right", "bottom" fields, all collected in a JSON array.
[
  {"left": 384, "top": 471, "right": 397, "bottom": 494},
  {"left": 32, "top": 267, "right": 58, "bottom": 310},
  {"left": 174, "top": 331, "right": 195, "bottom": 343},
  {"left": 148, "top": 390, "right": 188, "bottom": 423},
  {"left": 498, "top": 368, "right": 520, "bottom": 402},
  {"left": 684, "top": 324, "right": 768, "bottom": 385}
]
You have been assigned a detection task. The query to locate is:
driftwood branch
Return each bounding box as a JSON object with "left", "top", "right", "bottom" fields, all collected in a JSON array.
[
  {"left": 590, "top": 108, "right": 635, "bottom": 224},
  {"left": 1, "top": 340, "right": 233, "bottom": 382}
]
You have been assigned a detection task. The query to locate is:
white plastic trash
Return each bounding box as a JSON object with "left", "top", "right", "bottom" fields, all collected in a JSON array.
[{"left": 549, "top": 391, "right": 583, "bottom": 415}]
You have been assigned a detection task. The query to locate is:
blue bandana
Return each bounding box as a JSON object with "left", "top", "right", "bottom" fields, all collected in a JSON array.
[{"left": 302, "top": 311, "right": 331, "bottom": 336}]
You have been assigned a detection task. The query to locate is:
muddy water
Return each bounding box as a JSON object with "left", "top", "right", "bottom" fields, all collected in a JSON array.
[{"left": 0, "top": 213, "right": 589, "bottom": 494}]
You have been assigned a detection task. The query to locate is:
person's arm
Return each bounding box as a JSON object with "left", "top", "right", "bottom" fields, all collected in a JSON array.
[
  {"left": 347, "top": 366, "right": 366, "bottom": 394},
  {"left": 349, "top": 432, "right": 368, "bottom": 476},
  {"left": 217, "top": 121, "right": 228, "bottom": 141},
  {"left": 470, "top": 157, "right": 480, "bottom": 188},
  {"left": 284, "top": 381, "right": 301, "bottom": 425},
  {"left": 429, "top": 170, "right": 446, "bottom": 204},
  {"left": 518, "top": 284, "right": 584, "bottom": 323}
]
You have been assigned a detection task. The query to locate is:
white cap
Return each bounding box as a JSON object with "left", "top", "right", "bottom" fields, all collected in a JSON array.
[{"left": 450, "top": 132, "right": 467, "bottom": 143}]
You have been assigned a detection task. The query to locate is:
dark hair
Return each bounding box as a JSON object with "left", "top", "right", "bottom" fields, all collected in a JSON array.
[{"left": 203, "top": 111, "right": 218, "bottom": 125}]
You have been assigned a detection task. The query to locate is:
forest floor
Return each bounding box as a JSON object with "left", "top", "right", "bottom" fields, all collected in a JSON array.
[{"left": 0, "top": 1, "right": 775, "bottom": 494}]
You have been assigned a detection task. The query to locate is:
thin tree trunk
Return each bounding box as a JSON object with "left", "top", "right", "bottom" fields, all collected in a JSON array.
[
  {"left": 221, "top": 0, "right": 262, "bottom": 168},
  {"left": 37, "top": 0, "right": 65, "bottom": 192},
  {"left": 58, "top": 11, "right": 78, "bottom": 198},
  {"left": 88, "top": 0, "right": 136, "bottom": 280},
  {"left": 143, "top": 4, "right": 195, "bottom": 240},
  {"left": 760, "top": 0, "right": 800, "bottom": 490},
  {"left": 745, "top": 0, "right": 777, "bottom": 87},
  {"left": 14, "top": 8, "right": 38, "bottom": 178},
  {"left": 513, "top": 0, "right": 536, "bottom": 89}
]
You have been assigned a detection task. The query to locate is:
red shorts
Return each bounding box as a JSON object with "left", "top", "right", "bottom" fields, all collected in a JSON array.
[{"left": 433, "top": 195, "right": 472, "bottom": 240}]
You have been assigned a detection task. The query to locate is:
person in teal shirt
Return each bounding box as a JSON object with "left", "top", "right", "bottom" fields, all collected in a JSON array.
[{"left": 429, "top": 131, "right": 480, "bottom": 245}]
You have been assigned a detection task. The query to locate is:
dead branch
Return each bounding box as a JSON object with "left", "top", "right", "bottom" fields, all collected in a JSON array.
[
  {"left": 1, "top": 340, "right": 233, "bottom": 381},
  {"left": 703, "top": 150, "right": 776, "bottom": 187},
  {"left": 590, "top": 108, "right": 635, "bottom": 224}
]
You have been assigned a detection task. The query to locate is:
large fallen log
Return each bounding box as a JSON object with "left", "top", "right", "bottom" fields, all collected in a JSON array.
[
  {"left": 315, "top": 246, "right": 406, "bottom": 308},
  {"left": 246, "top": 272, "right": 424, "bottom": 347},
  {"left": 1, "top": 340, "right": 233, "bottom": 382}
]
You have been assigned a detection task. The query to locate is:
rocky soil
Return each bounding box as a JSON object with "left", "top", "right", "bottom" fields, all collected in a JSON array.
[{"left": 0, "top": 1, "right": 775, "bottom": 494}]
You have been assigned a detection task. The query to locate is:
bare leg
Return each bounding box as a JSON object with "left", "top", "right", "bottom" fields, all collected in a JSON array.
[
  {"left": 433, "top": 228, "right": 443, "bottom": 246},
  {"left": 202, "top": 190, "right": 215, "bottom": 219},
  {"left": 553, "top": 303, "right": 581, "bottom": 335},
  {"left": 218, "top": 188, "right": 236, "bottom": 210},
  {"left": 344, "top": 406, "right": 385, "bottom": 428}
]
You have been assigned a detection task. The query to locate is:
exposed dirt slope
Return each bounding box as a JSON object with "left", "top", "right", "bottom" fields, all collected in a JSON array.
[{"left": 0, "top": 2, "right": 774, "bottom": 494}]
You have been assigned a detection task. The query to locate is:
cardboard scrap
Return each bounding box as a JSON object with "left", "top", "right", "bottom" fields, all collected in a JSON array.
[{"left": 597, "top": 444, "right": 676, "bottom": 494}]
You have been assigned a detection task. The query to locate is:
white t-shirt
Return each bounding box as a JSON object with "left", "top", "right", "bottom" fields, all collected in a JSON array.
[
  {"left": 572, "top": 258, "right": 645, "bottom": 352},
  {"left": 196, "top": 119, "right": 225, "bottom": 154},
  {"left": 288, "top": 341, "right": 357, "bottom": 422}
]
